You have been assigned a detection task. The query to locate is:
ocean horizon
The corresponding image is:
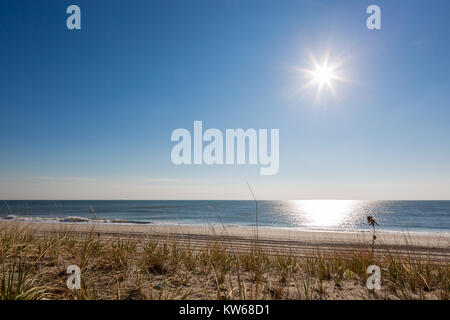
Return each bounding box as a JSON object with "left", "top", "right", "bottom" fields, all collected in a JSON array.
[{"left": 1, "top": 200, "right": 449, "bottom": 233}]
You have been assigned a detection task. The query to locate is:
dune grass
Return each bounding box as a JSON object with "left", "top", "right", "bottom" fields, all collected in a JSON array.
[{"left": 0, "top": 222, "right": 448, "bottom": 300}]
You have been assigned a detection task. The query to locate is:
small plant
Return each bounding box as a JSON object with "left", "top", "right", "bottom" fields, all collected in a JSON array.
[
  {"left": 367, "top": 216, "right": 379, "bottom": 254},
  {"left": 1, "top": 260, "right": 48, "bottom": 300}
]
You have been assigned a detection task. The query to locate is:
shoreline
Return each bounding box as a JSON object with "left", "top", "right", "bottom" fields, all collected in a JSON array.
[
  {"left": 2, "top": 216, "right": 450, "bottom": 237},
  {"left": 3, "top": 220, "right": 450, "bottom": 251}
]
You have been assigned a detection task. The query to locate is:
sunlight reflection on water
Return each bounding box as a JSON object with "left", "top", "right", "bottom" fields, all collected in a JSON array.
[{"left": 289, "top": 200, "right": 362, "bottom": 228}]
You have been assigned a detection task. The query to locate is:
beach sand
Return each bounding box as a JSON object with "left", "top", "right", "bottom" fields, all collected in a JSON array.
[{"left": 6, "top": 221, "right": 450, "bottom": 260}]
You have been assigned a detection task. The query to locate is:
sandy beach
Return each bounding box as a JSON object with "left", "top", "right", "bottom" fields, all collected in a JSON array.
[
  {"left": 4, "top": 221, "right": 450, "bottom": 262},
  {"left": 3, "top": 220, "right": 450, "bottom": 264},
  {"left": 12, "top": 221, "right": 450, "bottom": 249}
]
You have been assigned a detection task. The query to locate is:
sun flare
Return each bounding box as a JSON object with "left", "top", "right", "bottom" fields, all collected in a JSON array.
[
  {"left": 311, "top": 65, "right": 335, "bottom": 86},
  {"left": 297, "top": 52, "right": 346, "bottom": 101},
  {"left": 304, "top": 60, "right": 340, "bottom": 97}
]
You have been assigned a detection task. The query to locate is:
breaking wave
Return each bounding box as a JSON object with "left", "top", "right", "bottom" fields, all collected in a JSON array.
[{"left": 0, "top": 214, "right": 152, "bottom": 225}]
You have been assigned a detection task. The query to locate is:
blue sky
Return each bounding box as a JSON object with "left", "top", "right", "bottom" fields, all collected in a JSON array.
[{"left": 1, "top": 0, "right": 449, "bottom": 200}]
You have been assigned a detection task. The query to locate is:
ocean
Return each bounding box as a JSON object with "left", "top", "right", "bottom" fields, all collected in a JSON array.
[{"left": 1, "top": 200, "right": 449, "bottom": 233}]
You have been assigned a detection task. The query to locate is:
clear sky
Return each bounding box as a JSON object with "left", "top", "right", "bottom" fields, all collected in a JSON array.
[{"left": 1, "top": 0, "right": 449, "bottom": 200}]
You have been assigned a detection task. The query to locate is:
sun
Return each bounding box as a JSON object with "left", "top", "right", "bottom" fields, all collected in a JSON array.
[
  {"left": 311, "top": 65, "right": 335, "bottom": 86},
  {"left": 296, "top": 52, "right": 346, "bottom": 101},
  {"left": 304, "top": 60, "right": 340, "bottom": 97}
]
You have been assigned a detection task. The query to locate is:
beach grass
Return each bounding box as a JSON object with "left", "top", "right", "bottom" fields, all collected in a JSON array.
[{"left": 0, "top": 222, "right": 448, "bottom": 300}]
